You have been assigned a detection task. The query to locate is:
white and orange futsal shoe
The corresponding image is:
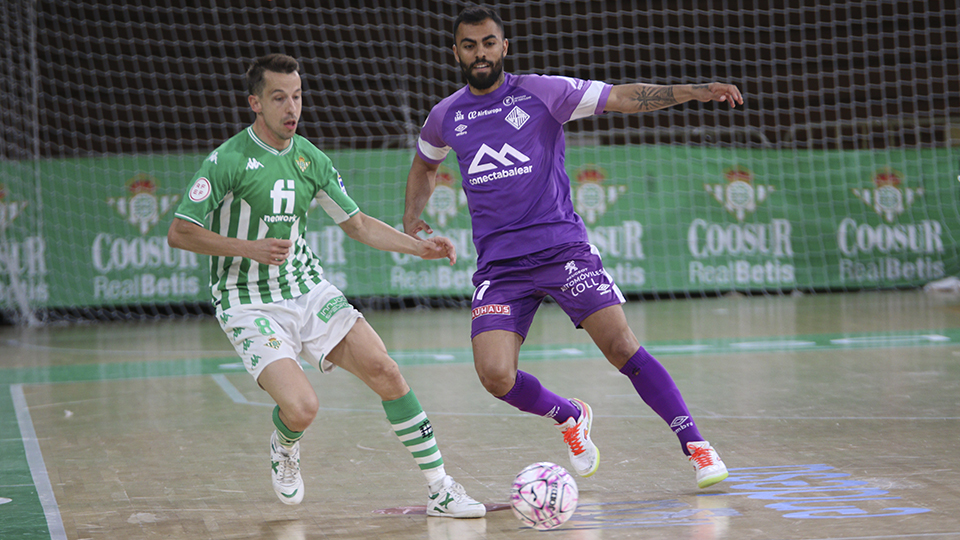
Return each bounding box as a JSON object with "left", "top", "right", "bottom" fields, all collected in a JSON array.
[
  {"left": 555, "top": 398, "right": 599, "bottom": 477},
  {"left": 687, "top": 441, "right": 728, "bottom": 488}
]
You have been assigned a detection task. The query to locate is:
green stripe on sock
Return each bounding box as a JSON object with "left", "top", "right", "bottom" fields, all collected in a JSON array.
[
  {"left": 419, "top": 458, "right": 444, "bottom": 471},
  {"left": 273, "top": 405, "right": 303, "bottom": 446},
  {"left": 412, "top": 447, "right": 438, "bottom": 458},
  {"left": 395, "top": 423, "right": 427, "bottom": 437},
  {"left": 383, "top": 391, "right": 444, "bottom": 471},
  {"left": 382, "top": 390, "right": 423, "bottom": 423}
]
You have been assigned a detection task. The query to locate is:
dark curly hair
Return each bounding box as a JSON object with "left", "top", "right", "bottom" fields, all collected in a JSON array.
[{"left": 454, "top": 6, "right": 504, "bottom": 40}]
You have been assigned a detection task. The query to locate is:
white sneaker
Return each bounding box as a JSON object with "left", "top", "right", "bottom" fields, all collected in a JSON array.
[
  {"left": 426, "top": 475, "right": 486, "bottom": 518},
  {"left": 270, "top": 431, "right": 304, "bottom": 505},
  {"left": 555, "top": 398, "right": 599, "bottom": 477},
  {"left": 687, "top": 441, "right": 728, "bottom": 489}
]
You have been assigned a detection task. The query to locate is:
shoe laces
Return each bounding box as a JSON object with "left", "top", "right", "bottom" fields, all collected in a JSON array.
[
  {"left": 689, "top": 445, "right": 716, "bottom": 469},
  {"left": 441, "top": 478, "right": 471, "bottom": 502},
  {"left": 562, "top": 423, "right": 586, "bottom": 456},
  {"left": 275, "top": 445, "right": 301, "bottom": 485}
]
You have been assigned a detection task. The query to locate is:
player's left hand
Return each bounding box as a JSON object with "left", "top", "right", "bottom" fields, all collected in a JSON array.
[
  {"left": 690, "top": 83, "right": 743, "bottom": 107},
  {"left": 404, "top": 216, "right": 434, "bottom": 238},
  {"left": 417, "top": 236, "right": 457, "bottom": 265}
]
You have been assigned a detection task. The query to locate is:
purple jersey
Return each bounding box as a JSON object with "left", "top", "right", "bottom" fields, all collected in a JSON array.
[{"left": 417, "top": 73, "right": 611, "bottom": 269}]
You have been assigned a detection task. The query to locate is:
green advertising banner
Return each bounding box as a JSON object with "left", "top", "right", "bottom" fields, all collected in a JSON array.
[{"left": 1, "top": 146, "right": 958, "bottom": 310}]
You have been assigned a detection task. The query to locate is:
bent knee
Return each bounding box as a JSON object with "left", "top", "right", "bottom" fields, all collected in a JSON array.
[
  {"left": 598, "top": 340, "right": 639, "bottom": 369},
  {"left": 282, "top": 395, "right": 319, "bottom": 432},
  {"left": 477, "top": 364, "right": 516, "bottom": 397},
  {"left": 364, "top": 355, "right": 403, "bottom": 383}
]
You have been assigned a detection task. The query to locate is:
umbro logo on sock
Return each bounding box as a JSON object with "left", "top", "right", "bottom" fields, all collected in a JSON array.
[{"left": 670, "top": 416, "right": 694, "bottom": 433}]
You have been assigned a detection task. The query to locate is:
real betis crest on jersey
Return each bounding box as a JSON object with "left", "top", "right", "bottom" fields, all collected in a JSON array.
[{"left": 297, "top": 156, "right": 310, "bottom": 173}]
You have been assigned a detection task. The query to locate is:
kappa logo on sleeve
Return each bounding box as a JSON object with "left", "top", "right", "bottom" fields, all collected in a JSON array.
[{"left": 471, "top": 304, "right": 511, "bottom": 320}]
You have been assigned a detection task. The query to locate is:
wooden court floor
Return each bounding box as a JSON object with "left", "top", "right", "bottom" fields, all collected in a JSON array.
[{"left": 2, "top": 290, "right": 959, "bottom": 539}]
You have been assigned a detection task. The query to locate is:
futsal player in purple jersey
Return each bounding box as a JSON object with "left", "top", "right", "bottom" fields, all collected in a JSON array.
[{"left": 403, "top": 6, "right": 743, "bottom": 488}]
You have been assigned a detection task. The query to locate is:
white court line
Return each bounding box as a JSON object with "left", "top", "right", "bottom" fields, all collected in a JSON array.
[
  {"left": 208, "top": 376, "right": 960, "bottom": 421},
  {"left": 1, "top": 339, "right": 219, "bottom": 357},
  {"left": 730, "top": 340, "right": 818, "bottom": 349},
  {"left": 831, "top": 334, "right": 950, "bottom": 345},
  {"left": 210, "top": 374, "right": 272, "bottom": 407},
  {"left": 647, "top": 344, "right": 712, "bottom": 353},
  {"left": 11, "top": 384, "right": 67, "bottom": 540}
]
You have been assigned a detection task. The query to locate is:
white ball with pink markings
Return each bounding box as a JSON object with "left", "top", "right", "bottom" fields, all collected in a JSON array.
[{"left": 510, "top": 461, "right": 579, "bottom": 530}]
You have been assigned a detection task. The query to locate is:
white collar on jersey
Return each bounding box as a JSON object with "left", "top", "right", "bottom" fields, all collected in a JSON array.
[{"left": 246, "top": 126, "right": 295, "bottom": 156}]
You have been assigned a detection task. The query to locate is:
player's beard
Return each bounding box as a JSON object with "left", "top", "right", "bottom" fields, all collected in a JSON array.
[{"left": 460, "top": 56, "right": 504, "bottom": 91}]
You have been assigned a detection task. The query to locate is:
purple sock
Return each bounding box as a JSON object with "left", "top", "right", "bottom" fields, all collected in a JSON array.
[
  {"left": 498, "top": 370, "right": 580, "bottom": 423},
  {"left": 619, "top": 347, "right": 703, "bottom": 455}
]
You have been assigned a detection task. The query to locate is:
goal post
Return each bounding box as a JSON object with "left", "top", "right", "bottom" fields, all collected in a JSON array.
[{"left": 1, "top": 1, "right": 958, "bottom": 323}]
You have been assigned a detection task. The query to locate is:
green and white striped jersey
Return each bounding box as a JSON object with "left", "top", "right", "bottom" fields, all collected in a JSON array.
[{"left": 174, "top": 126, "right": 359, "bottom": 309}]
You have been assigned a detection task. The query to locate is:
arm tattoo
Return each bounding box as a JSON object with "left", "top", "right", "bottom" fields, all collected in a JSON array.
[{"left": 628, "top": 85, "right": 678, "bottom": 112}]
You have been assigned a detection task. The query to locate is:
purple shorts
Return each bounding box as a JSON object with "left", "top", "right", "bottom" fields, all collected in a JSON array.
[{"left": 470, "top": 242, "right": 626, "bottom": 339}]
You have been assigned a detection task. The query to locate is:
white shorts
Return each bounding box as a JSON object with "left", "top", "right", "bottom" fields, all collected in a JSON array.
[{"left": 216, "top": 280, "right": 363, "bottom": 381}]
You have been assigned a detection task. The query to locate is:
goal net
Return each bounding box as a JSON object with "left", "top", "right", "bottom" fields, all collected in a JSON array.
[{"left": 1, "top": 1, "right": 958, "bottom": 323}]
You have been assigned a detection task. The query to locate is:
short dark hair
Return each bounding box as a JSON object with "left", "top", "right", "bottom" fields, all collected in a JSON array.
[
  {"left": 246, "top": 54, "right": 299, "bottom": 96},
  {"left": 453, "top": 6, "right": 504, "bottom": 41}
]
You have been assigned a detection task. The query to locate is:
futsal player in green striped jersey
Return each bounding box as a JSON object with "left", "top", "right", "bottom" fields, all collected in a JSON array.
[{"left": 167, "top": 53, "right": 485, "bottom": 517}]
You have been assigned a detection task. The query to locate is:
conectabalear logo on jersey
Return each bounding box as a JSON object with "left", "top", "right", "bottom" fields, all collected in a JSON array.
[
  {"left": 573, "top": 165, "right": 626, "bottom": 224},
  {"left": 850, "top": 168, "right": 922, "bottom": 222},
  {"left": 704, "top": 166, "right": 774, "bottom": 222},
  {"left": 425, "top": 165, "right": 467, "bottom": 227},
  {"left": 0, "top": 183, "right": 29, "bottom": 234},
  {"left": 106, "top": 174, "right": 180, "bottom": 235},
  {"left": 466, "top": 143, "right": 533, "bottom": 185}
]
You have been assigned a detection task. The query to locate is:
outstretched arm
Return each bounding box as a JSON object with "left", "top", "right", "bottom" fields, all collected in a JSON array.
[
  {"left": 604, "top": 82, "right": 743, "bottom": 113},
  {"left": 339, "top": 211, "right": 456, "bottom": 265},
  {"left": 167, "top": 217, "right": 292, "bottom": 266},
  {"left": 403, "top": 154, "right": 441, "bottom": 237}
]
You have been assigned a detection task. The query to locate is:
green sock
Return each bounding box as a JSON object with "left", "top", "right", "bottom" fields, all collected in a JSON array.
[
  {"left": 272, "top": 405, "right": 303, "bottom": 448},
  {"left": 383, "top": 390, "right": 446, "bottom": 487}
]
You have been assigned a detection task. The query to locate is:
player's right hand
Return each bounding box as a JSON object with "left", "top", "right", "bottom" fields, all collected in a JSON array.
[
  {"left": 689, "top": 82, "right": 743, "bottom": 107},
  {"left": 248, "top": 238, "right": 293, "bottom": 266},
  {"left": 417, "top": 236, "right": 457, "bottom": 265}
]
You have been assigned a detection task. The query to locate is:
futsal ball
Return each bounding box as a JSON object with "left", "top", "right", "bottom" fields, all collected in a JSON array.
[{"left": 510, "top": 462, "right": 578, "bottom": 530}]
